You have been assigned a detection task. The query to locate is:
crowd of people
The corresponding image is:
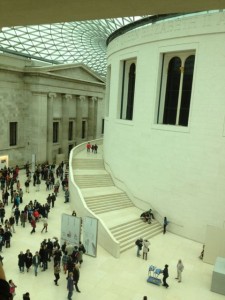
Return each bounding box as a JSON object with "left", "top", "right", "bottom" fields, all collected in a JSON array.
[{"left": 0, "top": 160, "right": 85, "bottom": 300}]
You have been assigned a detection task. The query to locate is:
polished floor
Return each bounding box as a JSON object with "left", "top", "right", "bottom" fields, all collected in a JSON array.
[{"left": 2, "top": 162, "right": 224, "bottom": 300}]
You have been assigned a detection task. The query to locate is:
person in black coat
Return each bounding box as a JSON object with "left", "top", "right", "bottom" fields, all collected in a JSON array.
[
  {"left": 73, "top": 263, "right": 81, "bottom": 293},
  {"left": 14, "top": 208, "right": 20, "bottom": 226},
  {"left": 163, "top": 217, "right": 168, "bottom": 234},
  {"left": 18, "top": 251, "right": 25, "bottom": 273},
  {"left": 23, "top": 292, "right": 30, "bottom": 300},
  {"left": 162, "top": 264, "right": 169, "bottom": 288},
  {"left": 24, "top": 250, "right": 33, "bottom": 272}
]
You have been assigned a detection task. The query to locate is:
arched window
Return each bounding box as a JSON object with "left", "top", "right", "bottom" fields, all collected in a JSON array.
[
  {"left": 119, "top": 58, "right": 136, "bottom": 120},
  {"left": 157, "top": 52, "right": 195, "bottom": 127},
  {"left": 163, "top": 57, "right": 181, "bottom": 125}
]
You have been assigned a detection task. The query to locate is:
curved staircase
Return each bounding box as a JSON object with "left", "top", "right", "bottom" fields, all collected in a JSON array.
[{"left": 73, "top": 153, "right": 162, "bottom": 253}]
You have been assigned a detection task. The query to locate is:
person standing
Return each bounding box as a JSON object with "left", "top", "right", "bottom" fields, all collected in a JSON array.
[
  {"left": 51, "top": 193, "right": 56, "bottom": 208},
  {"left": 18, "top": 251, "right": 25, "bottom": 273},
  {"left": 64, "top": 188, "right": 69, "bottom": 203},
  {"left": 25, "top": 179, "right": 30, "bottom": 193},
  {"left": 162, "top": 264, "right": 169, "bottom": 288},
  {"left": 142, "top": 239, "right": 150, "bottom": 260},
  {"left": 175, "top": 259, "right": 184, "bottom": 282},
  {"left": 23, "top": 292, "right": 30, "bottom": 300},
  {"left": 32, "top": 251, "right": 40, "bottom": 276},
  {"left": 9, "top": 279, "right": 17, "bottom": 298},
  {"left": 54, "top": 262, "right": 61, "bottom": 286},
  {"left": 67, "top": 272, "right": 74, "bottom": 300},
  {"left": 9, "top": 215, "right": 15, "bottom": 233},
  {"left": 163, "top": 217, "right": 168, "bottom": 234},
  {"left": 14, "top": 207, "right": 20, "bottom": 226},
  {"left": 135, "top": 238, "right": 143, "bottom": 257},
  {"left": 62, "top": 251, "right": 69, "bottom": 274},
  {"left": 24, "top": 249, "right": 33, "bottom": 272}
]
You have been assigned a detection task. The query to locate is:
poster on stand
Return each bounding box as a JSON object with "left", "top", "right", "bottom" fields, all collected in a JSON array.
[
  {"left": 83, "top": 216, "right": 98, "bottom": 257},
  {"left": 61, "top": 213, "right": 81, "bottom": 246}
]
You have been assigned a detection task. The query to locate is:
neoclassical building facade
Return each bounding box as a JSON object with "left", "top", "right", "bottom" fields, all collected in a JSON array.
[
  {"left": 0, "top": 53, "right": 105, "bottom": 167},
  {"left": 104, "top": 11, "right": 225, "bottom": 243}
]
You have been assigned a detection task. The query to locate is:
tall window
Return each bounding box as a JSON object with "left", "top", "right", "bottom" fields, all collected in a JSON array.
[
  {"left": 102, "top": 119, "right": 104, "bottom": 134},
  {"left": 9, "top": 122, "right": 17, "bottom": 146},
  {"left": 53, "top": 122, "right": 59, "bottom": 143},
  {"left": 120, "top": 59, "right": 136, "bottom": 120},
  {"left": 68, "top": 121, "right": 73, "bottom": 140},
  {"left": 157, "top": 52, "right": 195, "bottom": 126},
  {"left": 82, "top": 120, "right": 86, "bottom": 139}
]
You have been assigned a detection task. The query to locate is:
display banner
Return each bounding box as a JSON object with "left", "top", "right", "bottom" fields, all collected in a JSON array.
[
  {"left": 83, "top": 216, "right": 98, "bottom": 257},
  {"left": 61, "top": 213, "right": 81, "bottom": 246}
]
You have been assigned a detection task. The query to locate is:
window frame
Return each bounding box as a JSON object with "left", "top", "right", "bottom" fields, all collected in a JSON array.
[
  {"left": 157, "top": 51, "right": 195, "bottom": 127},
  {"left": 119, "top": 57, "right": 136, "bottom": 121},
  {"left": 53, "top": 121, "right": 59, "bottom": 143},
  {"left": 9, "top": 122, "right": 17, "bottom": 146}
]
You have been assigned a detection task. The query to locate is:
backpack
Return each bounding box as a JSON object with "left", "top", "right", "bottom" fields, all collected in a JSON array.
[{"left": 135, "top": 239, "right": 140, "bottom": 246}]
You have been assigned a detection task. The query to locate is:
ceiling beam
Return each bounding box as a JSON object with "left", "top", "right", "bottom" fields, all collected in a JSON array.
[{"left": 0, "top": 0, "right": 225, "bottom": 28}]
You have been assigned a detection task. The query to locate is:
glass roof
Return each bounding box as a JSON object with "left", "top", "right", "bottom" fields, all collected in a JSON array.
[{"left": 0, "top": 17, "right": 144, "bottom": 77}]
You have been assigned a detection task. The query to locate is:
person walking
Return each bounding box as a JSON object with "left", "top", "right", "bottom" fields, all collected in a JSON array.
[
  {"left": 30, "top": 218, "right": 36, "bottom": 234},
  {"left": 41, "top": 218, "right": 48, "bottom": 233},
  {"left": 32, "top": 251, "right": 40, "bottom": 276},
  {"left": 162, "top": 264, "right": 169, "bottom": 288},
  {"left": 67, "top": 272, "right": 74, "bottom": 300},
  {"left": 175, "top": 259, "right": 184, "bottom": 282},
  {"left": 142, "top": 239, "right": 150, "bottom": 260},
  {"left": 54, "top": 262, "right": 61, "bottom": 286},
  {"left": 73, "top": 263, "right": 81, "bottom": 293}
]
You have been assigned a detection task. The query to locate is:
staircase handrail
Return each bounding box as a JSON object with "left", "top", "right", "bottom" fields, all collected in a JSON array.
[{"left": 69, "top": 139, "right": 120, "bottom": 258}]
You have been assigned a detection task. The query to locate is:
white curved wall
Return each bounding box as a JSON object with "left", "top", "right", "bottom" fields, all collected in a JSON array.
[{"left": 104, "top": 12, "right": 225, "bottom": 242}]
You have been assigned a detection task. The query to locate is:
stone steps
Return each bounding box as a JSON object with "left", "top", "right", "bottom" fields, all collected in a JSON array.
[
  {"left": 74, "top": 174, "right": 114, "bottom": 188},
  {"left": 73, "top": 158, "right": 104, "bottom": 169},
  {"left": 85, "top": 193, "right": 134, "bottom": 214},
  {"left": 73, "top": 157, "right": 162, "bottom": 254},
  {"left": 110, "top": 219, "right": 162, "bottom": 253}
]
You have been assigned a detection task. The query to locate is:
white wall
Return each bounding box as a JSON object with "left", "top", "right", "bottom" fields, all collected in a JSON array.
[{"left": 104, "top": 12, "right": 225, "bottom": 243}]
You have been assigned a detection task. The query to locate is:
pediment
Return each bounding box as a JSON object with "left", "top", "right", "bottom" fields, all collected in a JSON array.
[{"left": 42, "top": 63, "right": 104, "bottom": 83}]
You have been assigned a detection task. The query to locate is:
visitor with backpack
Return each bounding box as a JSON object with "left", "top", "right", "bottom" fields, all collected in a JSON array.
[{"left": 135, "top": 238, "right": 143, "bottom": 257}]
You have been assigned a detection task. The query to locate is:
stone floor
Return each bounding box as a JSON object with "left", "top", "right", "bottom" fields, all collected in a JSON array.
[{"left": 1, "top": 156, "right": 224, "bottom": 300}]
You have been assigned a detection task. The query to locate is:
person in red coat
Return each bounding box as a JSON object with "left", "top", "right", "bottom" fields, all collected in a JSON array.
[{"left": 30, "top": 218, "right": 36, "bottom": 234}]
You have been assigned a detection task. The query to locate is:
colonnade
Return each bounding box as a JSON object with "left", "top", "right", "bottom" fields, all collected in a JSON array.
[{"left": 47, "top": 93, "right": 100, "bottom": 163}]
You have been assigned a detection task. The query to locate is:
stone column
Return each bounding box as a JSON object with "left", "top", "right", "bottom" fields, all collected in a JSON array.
[
  {"left": 76, "top": 95, "right": 84, "bottom": 145},
  {"left": 88, "top": 96, "right": 97, "bottom": 140},
  {"left": 62, "top": 94, "right": 72, "bottom": 158},
  {"left": 47, "top": 93, "right": 56, "bottom": 163},
  {"left": 29, "top": 93, "right": 48, "bottom": 163}
]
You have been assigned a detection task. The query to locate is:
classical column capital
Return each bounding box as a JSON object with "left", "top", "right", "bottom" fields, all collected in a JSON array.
[
  {"left": 48, "top": 93, "right": 57, "bottom": 99},
  {"left": 63, "top": 94, "right": 72, "bottom": 100},
  {"left": 90, "top": 96, "right": 98, "bottom": 102},
  {"left": 79, "top": 95, "right": 85, "bottom": 102}
]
